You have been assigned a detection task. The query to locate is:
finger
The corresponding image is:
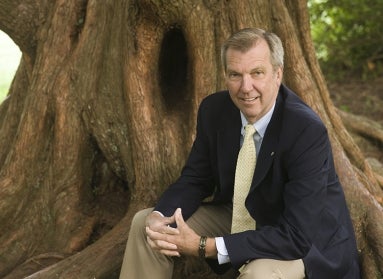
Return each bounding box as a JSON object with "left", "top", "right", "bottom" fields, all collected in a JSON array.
[
  {"left": 148, "top": 233, "right": 180, "bottom": 257},
  {"left": 146, "top": 212, "right": 175, "bottom": 230},
  {"left": 159, "top": 249, "right": 181, "bottom": 257},
  {"left": 164, "top": 213, "right": 176, "bottom": 226},
  {"left": 147, "top": 235, "right": 178, "bottom": 251},
  {"left": 146, "top": 226, "right": 163, "bottom": 239},
  {"left": 162, "top": 225, "right": 179, "bottom": 235},
  {"left": 146, "top": 227, "right": 178, "bottom": 250},
  {"left": 147, "top": 236, "right": 157, "bottom": 249},
  {"left": 174, "top": 208, "right": 185, "bottom": 228},
  {"left": 147, "top": 220, "right": 179, "bottom": 235}
]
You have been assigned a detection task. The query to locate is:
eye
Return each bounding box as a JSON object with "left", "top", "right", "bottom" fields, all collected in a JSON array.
[
  {"left": 251, "top": 69, "right": 264, "bottom": 78},
  {"left": 228, "top": 72, "right": 241, "bottom": 80}
]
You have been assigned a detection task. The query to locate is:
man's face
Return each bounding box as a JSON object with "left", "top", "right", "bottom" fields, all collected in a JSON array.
[{"left": 225, "top": 40, "right": 282, "bottom": 124}]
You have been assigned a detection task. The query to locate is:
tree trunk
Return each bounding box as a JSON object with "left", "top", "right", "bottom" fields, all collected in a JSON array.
[{"left": 0, "top": 0, "right": 382, "bottom": 278}]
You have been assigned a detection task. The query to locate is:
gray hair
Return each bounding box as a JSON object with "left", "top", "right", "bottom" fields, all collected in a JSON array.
[{"left": 221, "top": 28, "right": 284, "bottom": 72}]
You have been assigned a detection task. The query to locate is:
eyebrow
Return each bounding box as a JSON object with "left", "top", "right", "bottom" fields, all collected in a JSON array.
[
  {"left": 250, "top": 66, "right": 266, "bottom": 72},
  {"left": 226, "top": 66, "right": 266, "bottom": 73}
]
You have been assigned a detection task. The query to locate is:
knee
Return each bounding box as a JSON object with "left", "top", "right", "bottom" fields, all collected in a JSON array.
[
  {"left": 239, "top": 259, "right": 305, "bottom": 279},
  {"left": 132, "top": 208, "right": 152, "bottom": 226},
  {"left": 239, "top": 260, "right": 271, "bottom": 279},
  {"left": 129, "top": 208, "right": 153, "bottom": 238}
]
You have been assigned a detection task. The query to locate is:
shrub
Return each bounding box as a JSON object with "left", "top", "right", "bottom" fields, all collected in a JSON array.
[{"left": 309, "top": 0, "right": 383, "bottom": 80}]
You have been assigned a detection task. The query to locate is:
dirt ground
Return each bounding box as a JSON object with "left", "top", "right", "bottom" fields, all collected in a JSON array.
[
  {"left": 328, "top": 76, "right": 383, "bottom": 170},
  {"left": 329, "top": 76, "right": 383, "bottom": 122}
]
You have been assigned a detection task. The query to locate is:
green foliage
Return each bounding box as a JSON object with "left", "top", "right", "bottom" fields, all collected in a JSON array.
[
  {"left": 309, "top": 0, "right": 383, "bottom": 80},
  {"left": 0, "top": 31, "right": 21, "bottom": 103},
  {"left": 0, "top": 84, "right": 8, "bottom": 102}
]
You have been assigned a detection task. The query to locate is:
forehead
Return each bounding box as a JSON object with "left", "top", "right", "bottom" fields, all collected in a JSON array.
[{"left": 226, "top": 40, "right": 271, "bottom": 70}]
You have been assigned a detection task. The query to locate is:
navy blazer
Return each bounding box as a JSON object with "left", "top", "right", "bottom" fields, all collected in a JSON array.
[{"left": 155, "top": 85, "right": 360, "bottom": 279}]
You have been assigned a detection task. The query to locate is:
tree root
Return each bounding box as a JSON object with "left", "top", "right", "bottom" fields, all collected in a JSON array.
[
  {"left": 3, "top": 253, "right": 67, "bottom": 279},
  {"left": 338, "top": 108, "right": 383, "bottom": 147},
  {"left": 338, "top": 108, "right": 383, "bottom": 189}
]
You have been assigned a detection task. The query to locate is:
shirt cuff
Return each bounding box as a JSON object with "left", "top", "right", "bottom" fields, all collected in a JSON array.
[
  {"left": 152, "top": 210, "right": 164, "bottom": 217},
  {"left": 215, "top": 237, "right": 231, "bottom": 264}
]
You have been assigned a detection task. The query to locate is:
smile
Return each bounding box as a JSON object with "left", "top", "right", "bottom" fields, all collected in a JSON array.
[{"left": 241, "top": 96, "right": 259, "bottom": 102}]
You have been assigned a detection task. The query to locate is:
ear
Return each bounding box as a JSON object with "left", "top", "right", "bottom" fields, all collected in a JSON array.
[{"left": 275, "top": 67, "right": 283, "bottom": 85}]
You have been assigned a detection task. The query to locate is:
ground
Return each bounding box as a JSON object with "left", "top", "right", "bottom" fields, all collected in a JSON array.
[{"left": 329, "top": 77, "right": 383, "bottom": 124}]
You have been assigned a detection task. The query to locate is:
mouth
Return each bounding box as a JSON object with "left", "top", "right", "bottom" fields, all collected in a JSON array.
[{"left": 240, "top": 96, "right": 259, "bottom": 102}]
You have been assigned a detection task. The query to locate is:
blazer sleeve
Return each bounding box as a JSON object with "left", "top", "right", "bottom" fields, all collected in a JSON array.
[{"left": 154, "top": 98, "right": 216, "bottom": 219}]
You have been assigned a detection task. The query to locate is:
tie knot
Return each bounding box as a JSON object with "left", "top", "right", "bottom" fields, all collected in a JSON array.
[{"left": 244, "top": 124, "right": 256, "bottom": 139}]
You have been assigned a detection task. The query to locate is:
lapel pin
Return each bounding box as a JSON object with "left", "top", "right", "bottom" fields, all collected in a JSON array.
[{"left": 270, "top": 151, "right": 275, "bottom": 156}]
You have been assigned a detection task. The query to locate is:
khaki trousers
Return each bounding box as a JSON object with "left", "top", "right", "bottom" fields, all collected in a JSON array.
[{"left": 119, "top": 205, "right": 305, "bottom": 279}]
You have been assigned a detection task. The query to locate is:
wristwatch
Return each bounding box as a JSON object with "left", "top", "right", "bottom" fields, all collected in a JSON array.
[{"left": 199, "top": 236, "right": 207, "bottom": 260}]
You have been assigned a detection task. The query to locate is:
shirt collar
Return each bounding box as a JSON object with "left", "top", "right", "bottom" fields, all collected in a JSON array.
[{"left": 240, "top": 102, "right": 276, "bottom": 138}]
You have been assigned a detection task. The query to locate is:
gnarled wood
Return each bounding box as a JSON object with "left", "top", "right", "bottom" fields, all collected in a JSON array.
[{"left": 338, "top": 109, "right": 383, "bottom": 147}]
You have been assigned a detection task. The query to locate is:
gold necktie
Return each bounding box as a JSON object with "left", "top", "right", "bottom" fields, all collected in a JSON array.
[{"left": 231, "top": 124, "right": 256, "bottom": 233}]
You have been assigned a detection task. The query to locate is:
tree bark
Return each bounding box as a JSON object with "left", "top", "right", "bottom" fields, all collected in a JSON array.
[{"left": 0, "top": 0, "right": 382, "bottom": 278}]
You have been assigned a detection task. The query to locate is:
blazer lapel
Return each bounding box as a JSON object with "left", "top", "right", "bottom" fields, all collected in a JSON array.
[
  {"left": 250, "top": 89, "right": 284, "bottom": 191},
  {"left": 217, "top": 102, "right": 241, "bottom": 197}
]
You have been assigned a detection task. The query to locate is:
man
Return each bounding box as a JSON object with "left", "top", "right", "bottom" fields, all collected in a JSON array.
[{"left": 119, "top": 28, "right": 360, "bottom": 279}]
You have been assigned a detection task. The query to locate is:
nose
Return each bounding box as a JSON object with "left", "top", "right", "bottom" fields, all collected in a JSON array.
[{"left": 241, "top": 75, "right": 253, "bottom": 93}]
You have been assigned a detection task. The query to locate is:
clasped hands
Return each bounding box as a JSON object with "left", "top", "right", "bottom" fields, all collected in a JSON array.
[{"left": 145, "top": 208, "right": 201, "bottom": 257}]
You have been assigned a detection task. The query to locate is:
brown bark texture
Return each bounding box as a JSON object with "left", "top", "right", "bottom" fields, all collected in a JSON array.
[{"left": 0, "top": 0, "right": 382, "bottom": 278}]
